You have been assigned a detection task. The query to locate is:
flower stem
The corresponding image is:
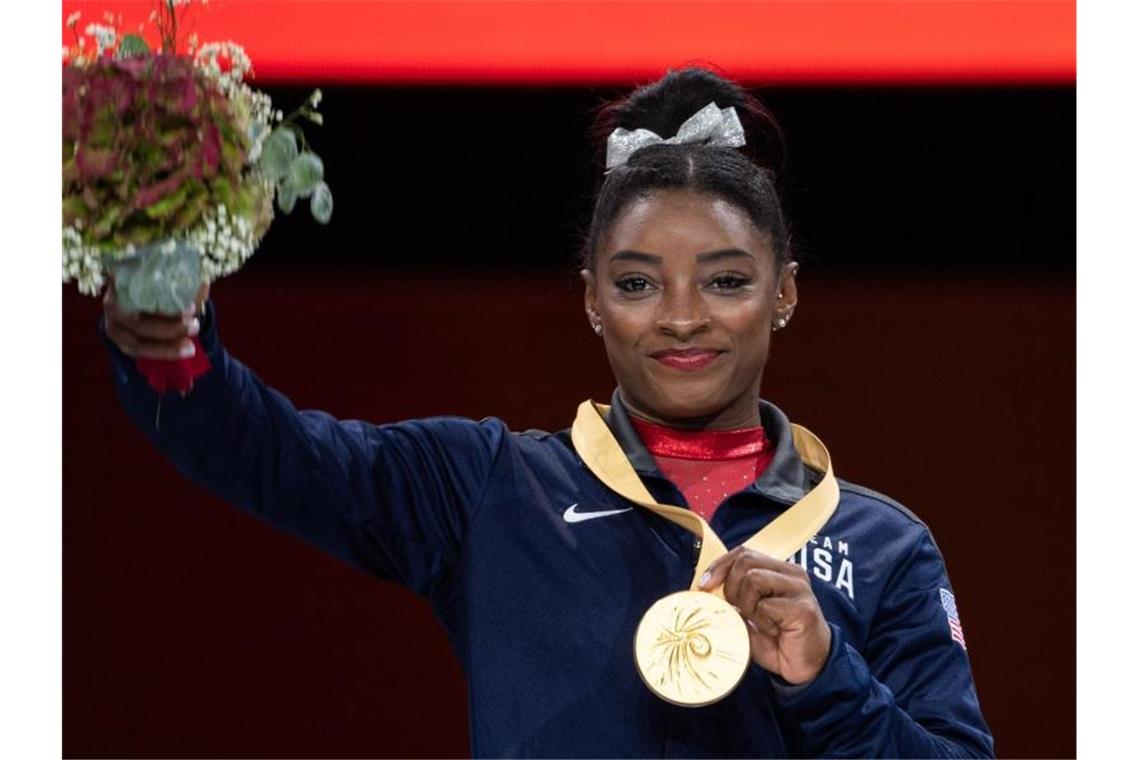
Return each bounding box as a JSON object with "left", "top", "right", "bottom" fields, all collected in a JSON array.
[{"left": 279, "top": 112, "right": 312, "bottom": 152}]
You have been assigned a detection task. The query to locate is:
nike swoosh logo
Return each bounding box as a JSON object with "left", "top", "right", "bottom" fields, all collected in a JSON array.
[{"left": 562, "top": 503, "right": 633, "bottom": 524}]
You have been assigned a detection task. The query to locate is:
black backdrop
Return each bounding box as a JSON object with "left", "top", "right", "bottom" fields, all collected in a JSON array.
[
  {"left": 63, "top": 84, "right": 1074, "bottom": 758},
  {"left": 244, "top": 85, "right": 1073, "bottom": 274}
]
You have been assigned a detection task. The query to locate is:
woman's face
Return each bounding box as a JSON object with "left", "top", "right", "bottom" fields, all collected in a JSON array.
[{"left": 582, "top": 188, "right": 798, "bottom": 430}]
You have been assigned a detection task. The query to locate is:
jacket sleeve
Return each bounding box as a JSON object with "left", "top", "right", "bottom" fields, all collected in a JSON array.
[
  {"left": 771, "top": 532, "right": 995, "bottom": 758},
  {"left": 99, "top": 299, "right": 507, "bottom": 596}
]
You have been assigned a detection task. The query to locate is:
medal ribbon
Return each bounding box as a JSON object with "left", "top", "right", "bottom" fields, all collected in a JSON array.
[{"left": 570, "top": 400, "right": 840, "bottom": 597}]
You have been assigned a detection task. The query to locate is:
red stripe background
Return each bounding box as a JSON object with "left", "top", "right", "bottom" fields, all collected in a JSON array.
[{"left": 62, "top": 0, "right": 1075, "bottom": 85}]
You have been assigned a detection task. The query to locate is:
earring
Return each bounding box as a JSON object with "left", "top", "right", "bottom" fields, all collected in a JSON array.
[
  {"left": 592, "top": 321, "right": 603, "bottom": 335},
  {"left": 772, "top": 316, "right": 788, "bottom": 332}
]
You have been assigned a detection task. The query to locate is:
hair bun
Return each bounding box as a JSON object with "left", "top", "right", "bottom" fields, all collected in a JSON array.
[{"left": 592, "top": 66, "right": 785, "bottom": 175}]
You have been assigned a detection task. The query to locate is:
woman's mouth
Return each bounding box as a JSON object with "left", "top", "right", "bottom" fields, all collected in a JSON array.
[{"left": 650, "top": 348, "right": 723, "bottom": 370}]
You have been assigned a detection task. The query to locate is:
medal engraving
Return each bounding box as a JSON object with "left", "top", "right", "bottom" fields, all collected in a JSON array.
[{"left": 634, "top": 590, "right": 751, "bottom": 707}]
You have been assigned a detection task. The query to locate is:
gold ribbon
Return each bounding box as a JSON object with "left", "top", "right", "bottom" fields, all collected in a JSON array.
[
  {"left": 570, "top": 399, "right": 841, "bottom": 706},
  {"left": 571, "top": 400, "right": 839, "bottom": 588}
]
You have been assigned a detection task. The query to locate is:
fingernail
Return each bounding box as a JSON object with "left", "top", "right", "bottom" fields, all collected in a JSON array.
[
  {"left": 179, "top": 342, "right": 196, "bottom": 358},
  {"left": 699, "top": 571, "right": 711, "bottom": 588},
  {"left": 187, "top": 318, "right": 200, "bottom": 337}
]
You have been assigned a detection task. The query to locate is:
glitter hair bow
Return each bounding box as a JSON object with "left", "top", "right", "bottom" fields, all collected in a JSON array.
[{"left": 605, "top": 101, "right": 747, "bottom": 171}]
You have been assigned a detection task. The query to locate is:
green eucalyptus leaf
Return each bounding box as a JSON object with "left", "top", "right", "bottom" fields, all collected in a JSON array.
[
  {"left": 118, "top": 34, "right": 150, "bottom": 58},
  {"left": 112, "top": 240, "right": 201, "bottom": 315},
  {"left": 310, "top": 182, "right": 333, "bottom": 224},
  {"left": 258, "top": 128, "right": 298, "bottom": 182},
  {"left": 277, "top": 181, "right": 298, "bottom": 214},
  {"left": 287, "top": 152, "right": 324, "bottom": 198}
]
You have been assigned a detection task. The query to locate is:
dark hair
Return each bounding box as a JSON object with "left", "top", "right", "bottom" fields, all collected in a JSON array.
[{"left": 580, "top": 67, "right": 792, "bottom": 270}]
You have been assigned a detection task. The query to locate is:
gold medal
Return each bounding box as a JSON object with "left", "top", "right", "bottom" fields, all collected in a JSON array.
[
  {"left": 571, "top": 400, "right": 839, "bottom": 708},
  {"left": 634, "top": 590, "right": 751, "bottom": 707}
]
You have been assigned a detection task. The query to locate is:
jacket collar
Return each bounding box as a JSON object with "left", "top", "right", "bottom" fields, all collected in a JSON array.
[{"left": 604, "top": 389, "right": 811, "bottom": 506}]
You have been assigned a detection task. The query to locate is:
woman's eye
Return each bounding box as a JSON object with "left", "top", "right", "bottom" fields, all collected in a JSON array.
[
  {"left": 710, "top": 275, "right": 749, "bottom": 290},
  {"left": 616, "top": 277, "right": 652, "bottom": 293}
]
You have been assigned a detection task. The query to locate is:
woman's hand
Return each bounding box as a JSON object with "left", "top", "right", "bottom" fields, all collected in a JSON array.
[
  {"left": 102, "top": 281, "right": 210, "bottom": 360},
  {"left": 700, "top": 547, "right": 831, "bottom": 685}
]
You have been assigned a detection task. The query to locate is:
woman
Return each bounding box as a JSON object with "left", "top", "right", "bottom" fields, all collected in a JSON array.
[{"left": 100, "top": 68, "right": 993, "bottom": 757}]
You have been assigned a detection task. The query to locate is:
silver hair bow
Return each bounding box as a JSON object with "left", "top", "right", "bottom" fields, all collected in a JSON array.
[{"left": 605, "top": 101, "right": 746, "bottom": 171}]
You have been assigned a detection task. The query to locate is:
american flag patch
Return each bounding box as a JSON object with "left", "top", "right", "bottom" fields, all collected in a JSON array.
[{"left": 940, "top": 588, "right": 967, "bottom": 650}]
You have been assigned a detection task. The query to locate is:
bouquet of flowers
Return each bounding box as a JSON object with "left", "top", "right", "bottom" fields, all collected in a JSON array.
[{"left": 63, "top": 0, "right": 332, "bottom": 392}]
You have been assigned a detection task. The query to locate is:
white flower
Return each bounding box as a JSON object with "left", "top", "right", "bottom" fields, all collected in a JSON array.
[
  {"left": 85, "top": 23, "right": 117, "bottom": 56},
  {"left": 194, "top": 41, "right": 254, "bottom": 96},
  {"left": 309, "top": 89, "right": 323, "bottom": 107},
  {"left": 62, "top": 226, "right": 106, "bottom": 296},
  {"left": 185, "top": 202, "right": 266, "bottom": 281},
  {"left": 66, "top": 11, "right": 81, "bottom": 28}
]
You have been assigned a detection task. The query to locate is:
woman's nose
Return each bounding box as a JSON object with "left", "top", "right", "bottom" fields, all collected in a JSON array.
[{"left": 655, "top": 288, "right": 710, "bottom": 340}]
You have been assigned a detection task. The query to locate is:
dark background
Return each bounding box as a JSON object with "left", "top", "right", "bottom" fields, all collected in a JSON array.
[{"left": 63, "top": 85, "right": 1074, "bottom": 757}]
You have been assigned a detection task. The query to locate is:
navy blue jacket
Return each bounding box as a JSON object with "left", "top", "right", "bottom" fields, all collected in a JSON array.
[{"left": 101, "top": 301, "right": 994, "bottom": 758}]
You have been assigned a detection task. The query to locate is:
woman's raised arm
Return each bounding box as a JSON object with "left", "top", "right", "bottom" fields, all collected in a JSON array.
[{"left": 100, "top": 286, "right": 506, "bottom": 597}]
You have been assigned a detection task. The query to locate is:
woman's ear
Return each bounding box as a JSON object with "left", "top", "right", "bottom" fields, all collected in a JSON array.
[
  {"left": 775, "top": 262, "right": 799, "bottom": 317},
  {"left": 581, "top": 268, "right": 603, "bottom": 335}
]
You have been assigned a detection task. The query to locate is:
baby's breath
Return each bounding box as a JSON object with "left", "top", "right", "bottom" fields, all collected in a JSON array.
[
  {"left": 84, "top": 23, "right": 117, "bottom": 57},
  {"left": 244, "top": 87, "right": 276, "bottom": 163},
  {"left": 194, "top": 41, "right": 253, "bottom": 97},
  {"left": 188, "top": 202, "right": 265, "bottom": 281},
  {"left": 62, "top": 227, "right": 106, "bottom": 296}
]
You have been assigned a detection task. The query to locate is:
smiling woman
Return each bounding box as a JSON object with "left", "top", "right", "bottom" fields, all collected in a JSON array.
[
  {"left": 98, "top": 67, "right": 994, "bottom": 757},
  {"left": 584, "top": 191, "right": 797, "bottom": 428}
]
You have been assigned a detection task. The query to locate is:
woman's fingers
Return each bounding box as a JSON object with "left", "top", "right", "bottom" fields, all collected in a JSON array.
[
  {"left": 102, "top": 281, "right": 200, "bottom": 358},
  {"left": 700, "top": 555, "right": 732, "bottom": 591},
  {"left": 105, "top": 325, "right": 197, "bottom": 360},
  {"left": 700, "top": 545, "right": 761, "bottom": 590},
  {"left": 703, "top": 547, "right": 830, "bottom": 683},
  {"left": 751, "top": 596, "right": 816, "bottom": 630},
  {"left": 732, "top": 568, "right": 803, "bottom": 623},
  {"left": 108, "top": 306, "right": 197, "bottom": 339},
  {"left": 744, "top": 609, "right": 781, "bottom": 639},
  {"left": 702, "top": 547, "right": 807, "bottom": 602}
]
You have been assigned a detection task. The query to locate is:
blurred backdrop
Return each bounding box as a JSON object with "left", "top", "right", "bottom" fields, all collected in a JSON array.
[{"left": 63, "top": 2, "right": 1074, "bottom": 757}]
